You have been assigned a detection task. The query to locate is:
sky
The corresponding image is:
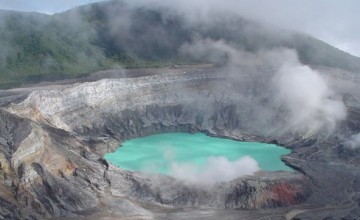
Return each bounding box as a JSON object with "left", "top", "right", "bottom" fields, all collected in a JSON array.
[
  {"left": 0, "top": 0, "right": 359, "bottom": 57},
  {"left": 0, "top": 0, "right": 103, "bottom": 14}
]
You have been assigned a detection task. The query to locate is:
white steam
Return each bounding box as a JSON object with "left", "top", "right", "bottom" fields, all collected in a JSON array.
[
  {"left": 273, "top": 50, "right": 347, "bottom": 135},
  {"left": 170, "top": 156, "right": 259, "bottom": 185},
  {"left": 180, "top": 37, "right": 347, "bottom": 135},
  {"left": 345, "top": 134, "right": 360, "bottom": 149},
  {"left": 141, "top": 144, "right": 260, "bottom": 185},
  {"left": 180, "top": 37, "right": 241, "bottom": 65}
]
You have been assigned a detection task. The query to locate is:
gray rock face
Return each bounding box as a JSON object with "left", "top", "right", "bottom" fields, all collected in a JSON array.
[
  {"left": 0, "top": 65, "right": 359, "bottom": 219},
  {"left": 108, "top": 167, "right": 310, "bottom": 209}
]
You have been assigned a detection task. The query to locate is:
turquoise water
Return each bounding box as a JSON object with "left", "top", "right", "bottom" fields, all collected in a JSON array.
[{"left": 105, "top": 133, "right": 292, "bottom": 179}]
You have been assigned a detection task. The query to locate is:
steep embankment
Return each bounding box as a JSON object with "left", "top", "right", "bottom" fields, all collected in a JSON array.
[
  {"left": 0, "top": 1, "right": 360, "bottom": 219},
  {"left": 0, "top": 64, "right": 359, "bottom": 219},
  {"left": 0, "top": 66, "right": 306, "bottom": 219}
]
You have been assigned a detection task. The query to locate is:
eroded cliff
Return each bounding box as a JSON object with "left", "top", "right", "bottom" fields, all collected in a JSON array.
[{"left": 0, "top": 65, "right": 359, "bottom": 219}]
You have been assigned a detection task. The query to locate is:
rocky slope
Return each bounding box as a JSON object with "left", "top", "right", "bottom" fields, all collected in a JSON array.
[{"left": 0, "top": 64, "right": 359, "bottom": 219}]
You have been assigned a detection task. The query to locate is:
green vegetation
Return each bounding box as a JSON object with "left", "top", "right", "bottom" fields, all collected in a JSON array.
[
  {"left": 0, "top": 12, "right": 105, "bottom": 88},
  {"left": 0, "top": 7, "right": 190, "bottom": 89},
  {"left": 0, "top": 1, "right": 359, "bottom": 89}
]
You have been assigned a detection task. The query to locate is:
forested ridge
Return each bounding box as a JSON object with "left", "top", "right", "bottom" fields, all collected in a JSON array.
[{"left": 0, "top": 0, "right": 359, "bottom": 88}]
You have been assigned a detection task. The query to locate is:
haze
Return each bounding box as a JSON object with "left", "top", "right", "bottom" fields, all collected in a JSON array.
[{"left": 0, "top": 0, "right": 359, "bottom": 57}]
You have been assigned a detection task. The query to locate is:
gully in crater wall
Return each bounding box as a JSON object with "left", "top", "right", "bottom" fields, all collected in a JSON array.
[{"left": 0, "top": 63, "right": 359, "bottom": 219}]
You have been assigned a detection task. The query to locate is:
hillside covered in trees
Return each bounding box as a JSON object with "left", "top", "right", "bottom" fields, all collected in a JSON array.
[{"left": 0, "top": 0, "right": 359, "bottom": 88}]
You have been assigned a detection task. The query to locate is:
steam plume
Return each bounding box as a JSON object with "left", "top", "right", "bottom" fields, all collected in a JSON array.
[{"left": 170, "top": 156, "right": 260, "bottom": 185}]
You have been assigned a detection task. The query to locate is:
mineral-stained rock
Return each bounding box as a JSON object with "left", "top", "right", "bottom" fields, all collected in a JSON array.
[{"left": 0, "top": 66, "right": 359, "bottom": 219}]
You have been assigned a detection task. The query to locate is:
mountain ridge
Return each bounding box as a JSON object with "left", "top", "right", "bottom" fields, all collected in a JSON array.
[{"left": 0, "top": 0, "right": 359, "bottom": 89}]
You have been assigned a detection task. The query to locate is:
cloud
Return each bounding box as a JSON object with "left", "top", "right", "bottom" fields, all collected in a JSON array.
[
  {"left": 344, "top": 134, "right": 360, "bottom": 149},
  {"left": 179, "top": 37, "right": 240, "bottom": 65},
  {"left": 180, "top": 37, "right": 347, "bottom": 135},
  {"left": 0, "top": 0, "right": 106, "bottom": 14},
  {"left": 1, "top": 0, "right": 359, "bottom": 56},
  {"left": 273, "top": 50, "right": 347, "bottom": 135},
  {"left": 0, "top": 0, "right": 349, "bottom": 136},
  {"left": 133, "top": 0, "right": 360, "bottom": 57},
  {"left": 170, "top": 156, "right": 260, "bottom": 185},
  {"left": 137, "top": 143, "right": 260, "bottom": 185}
]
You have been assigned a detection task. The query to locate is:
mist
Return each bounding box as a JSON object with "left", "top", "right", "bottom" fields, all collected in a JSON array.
[
  {"left": 345, "top": 134, "right": 360, "bottom": 149},
  {"left": 139, "top": 144, "right": 261, "bottom": 186},
  {"left": 130, "top": 0, "right": 360, "bottom": 57},
  {"left": 273, "top": 50, "right": 347, "bottom": 135},
  {"left": 170, "top": 156, "right": 259, "bottom": 185},
  {"left": 179, "top": 34, "right": 347, "bottom": 136},
  {"left": 0, "top": 0, "right": 350, "bottom": 135}
]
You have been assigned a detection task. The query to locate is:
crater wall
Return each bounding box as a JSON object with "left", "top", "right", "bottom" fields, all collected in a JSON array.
[{"left": 0, "top": 66, "right": 359, "bottom": 219}]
